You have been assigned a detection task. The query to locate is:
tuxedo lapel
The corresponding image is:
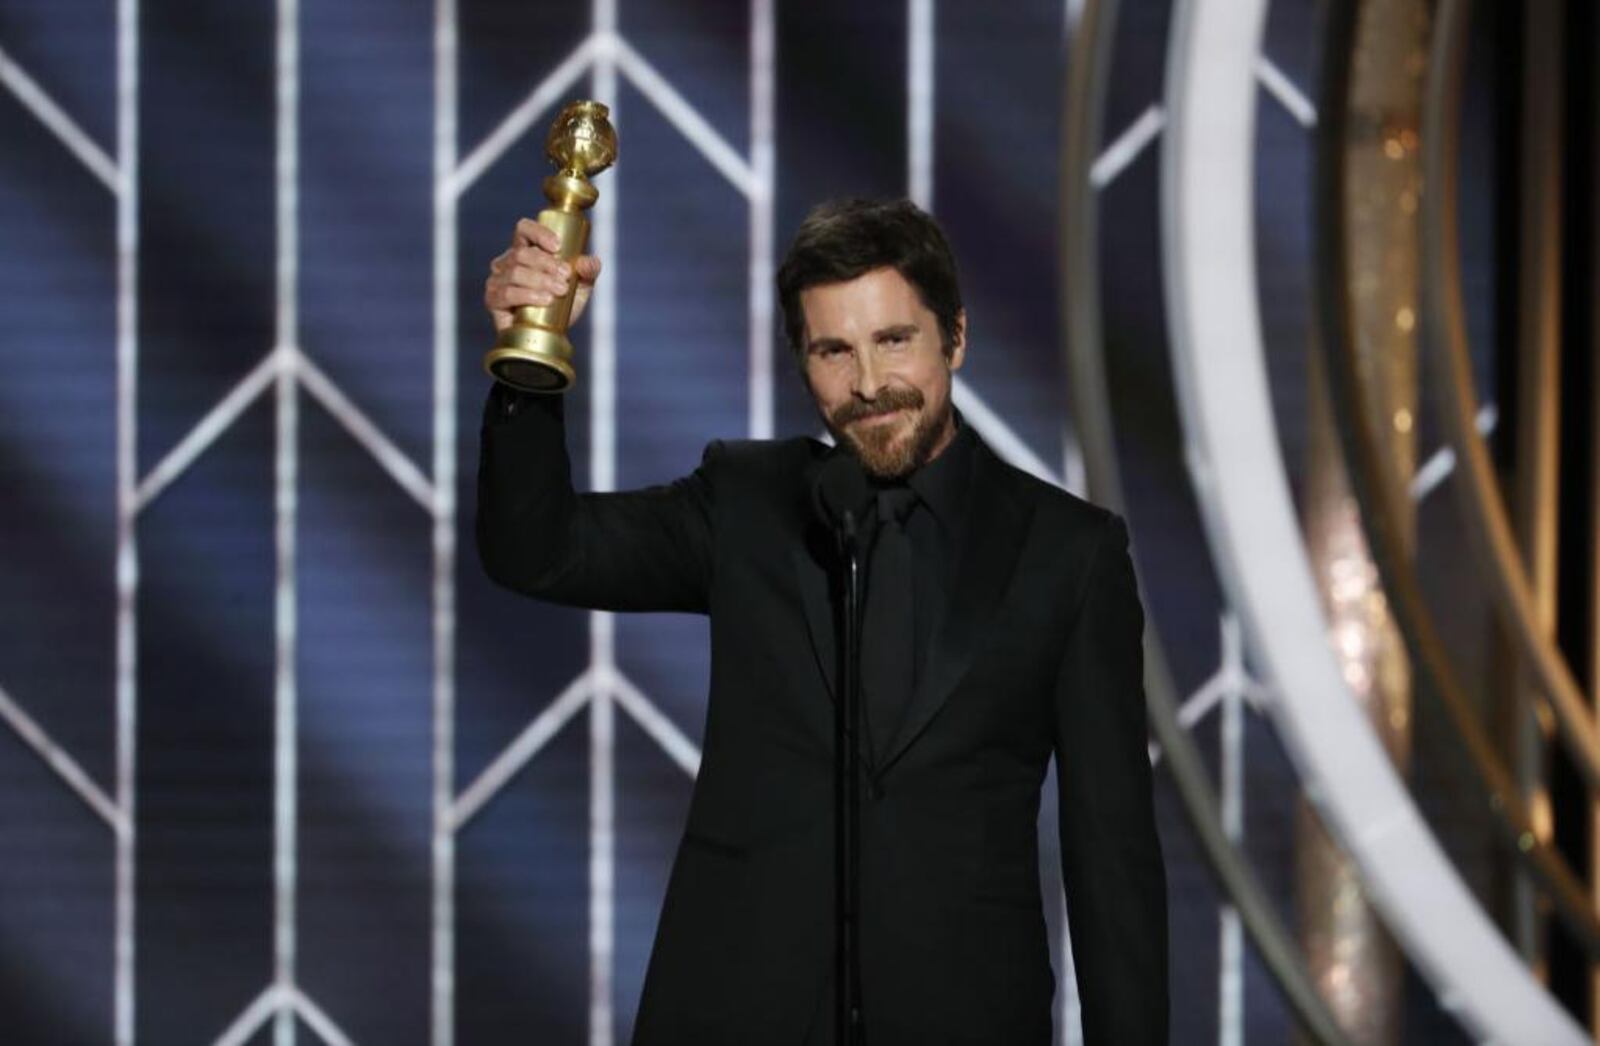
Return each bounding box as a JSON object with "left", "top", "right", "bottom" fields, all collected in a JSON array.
[
  {"left": 878, "top": 441, "right": 1036, "bottom": 773},
  {"left": 787, "top": 439, "right": 1036, "bottom": 774},
  {"left": 792, "top": 533, "right": 838, "bottom": 705},
  {"left": 791, "top": 448, "right": 841, "bottom": 704},
  {"left": 792, "top": 447, "right": 893, "bottom": 773}
]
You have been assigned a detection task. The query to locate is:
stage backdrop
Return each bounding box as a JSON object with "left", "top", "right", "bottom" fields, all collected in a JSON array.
[{"left": 0, "top": 0, "right": 1488, "bottom": 1043}]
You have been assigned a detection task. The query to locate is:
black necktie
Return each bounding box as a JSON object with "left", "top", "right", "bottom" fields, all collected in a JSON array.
[{"left": 863, "top": 487, "right": 918, "bottom": 763}]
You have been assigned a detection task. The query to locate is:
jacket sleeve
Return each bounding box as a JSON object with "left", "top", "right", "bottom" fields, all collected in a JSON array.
[
  {"left": 1054, "top": 511, "right": 1168, "bottom": 1044},
  {"left": 475, "top": 383, "right": 714, "bottom": 613}
]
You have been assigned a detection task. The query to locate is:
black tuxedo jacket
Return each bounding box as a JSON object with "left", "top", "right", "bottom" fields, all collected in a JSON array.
[{"left": 476, "top": 389, "right": 1167, "bottom": 1045}]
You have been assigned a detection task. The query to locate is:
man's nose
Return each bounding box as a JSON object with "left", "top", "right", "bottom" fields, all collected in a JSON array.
[{"left": 851, "top": 349, "right": 883, "bottom": 399}]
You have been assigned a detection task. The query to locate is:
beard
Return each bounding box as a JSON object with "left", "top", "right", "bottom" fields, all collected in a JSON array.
[{"left": 824, "top": 385, "right": 948, "bottom": 480}]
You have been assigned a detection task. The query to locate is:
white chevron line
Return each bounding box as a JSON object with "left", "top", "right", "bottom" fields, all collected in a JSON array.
[
  {"left": 609, "top": 667, "right": 701, "bottom": 777},
  {"left": 113, "top": 3, "right": 140, "bottom": 1041},
  {"left": 449, "top": 669, "right": 595, "bottom": 832},
  {"left": 448, "top": 34, "right": 600, "bottom": 199},
  {"left": 1061, "top": 425, "right": 1087, "bottom": 498},
  {"left": 591, "top": 667, "right": 616, "bottom": 1046},
  {"left": 952, "top": 378, "right": 1061, "bottom": 486},
  {"left": 747, "top": 0, "right": 776, "bottom": 439},
  {"left": 1176, "top": 670, "right": 1232, "bottom": 732},
  {"left": 431, "top": 0, "right": 460, "bottom": 1041},
  {"left": 907, "top": 0, "right": 935, "bottom": 209},
  {"left": 293, "top": 351, "right": 436, "bottom": 511},
  {"left": 1218, "top": 661, "right": 1246, "bottom": 1044},
  {"left": 1059, "top": 892, "right": 1082, "bottom": 1045},
  {"left": 1064, "top": 0, "right": 1085, "bottom": 39},
  {"left": 904, "top": 21, "right": 1062, "bottom": 496},
  {"left": 1148, "top": 613, "right": 1266, "bottom": 767},
  {"left": 1256, "top": 55, "right": 1316, "bottom": 128},
  {"left": 212, "top": 984, "right": 285, "bottom": 1046},
  {"left": 1091, "top": 104, "right": 1165, "bottom": 189},
  {"left": 288, "top": 986, "right": 357, "bottom": 1046},
  {"left": 1410, "top": 445, "right": 1457, "bottom": 503},
  {"left": 0, "top": 42, "right": 122, "bottom": 193},
  {"left": 613, "top": 35, "right": 758, "bottom": 199},
  {"left": 589, "top": 18, "right": 620, "bottom": 1043},
  {"left": 134, "top": 347, "right": 283, "bottom": 513},
  {"left": 0, "top": 683, "right": 126, "bottom": 834},
  {"left": 272, "top": 5, "right": 301, "bottom": 1038},
  {"left": 1410, "top": 401, "right": 1498, "bottom": 502}
]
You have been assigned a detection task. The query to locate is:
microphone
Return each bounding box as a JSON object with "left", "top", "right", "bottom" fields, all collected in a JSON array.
[
  {"left": 812, "top": 450, "right": 871, "bottom": 1046},
  {"left": 813, "top": 453, "right": 872, "bottom": 550}
]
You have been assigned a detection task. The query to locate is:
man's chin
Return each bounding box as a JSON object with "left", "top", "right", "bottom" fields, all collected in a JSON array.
[
  {"left": 841, "top": 426, "right": 916, "bottom": 480},
  {"left": 825, "top": 403, "right": 949, "bottom": 480},
  {"left": 853, "top": 450, "right": 912, "bottom": 481}
]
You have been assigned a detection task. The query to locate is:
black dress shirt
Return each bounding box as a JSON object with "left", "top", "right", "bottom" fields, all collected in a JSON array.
[{"left": 878, "top": 412, "right": 978, "bottom": 689}]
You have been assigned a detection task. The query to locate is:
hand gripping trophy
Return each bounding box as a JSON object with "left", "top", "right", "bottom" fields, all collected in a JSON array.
[{"left": 483, "top": 99, "right": 617, "bottom": 393}]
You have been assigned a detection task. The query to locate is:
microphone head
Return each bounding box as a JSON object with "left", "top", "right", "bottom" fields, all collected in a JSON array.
[{"left": 813, "top": 453, "right": 871, "bottom": 533}]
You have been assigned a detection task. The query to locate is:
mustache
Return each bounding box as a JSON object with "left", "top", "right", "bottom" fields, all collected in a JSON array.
[{"left": 828, "top": 386, "right": 925, "bottom": 427}]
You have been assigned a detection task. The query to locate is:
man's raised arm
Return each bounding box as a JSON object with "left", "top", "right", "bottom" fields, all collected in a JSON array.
[{"left": 475, "top": 220, "right": 714, "bottom": 614}]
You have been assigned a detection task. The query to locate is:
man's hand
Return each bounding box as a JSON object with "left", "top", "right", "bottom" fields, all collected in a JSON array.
[{"left": 484, "top": 218, "right": 603, "bottom": 333}]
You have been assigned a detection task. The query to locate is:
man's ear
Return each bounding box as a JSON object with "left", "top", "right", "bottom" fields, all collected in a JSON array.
[{"left": 948, "top": 310, "right": 967, "bottom": 371}]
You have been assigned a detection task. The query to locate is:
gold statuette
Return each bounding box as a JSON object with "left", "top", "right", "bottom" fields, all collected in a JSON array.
[{"left": 484, "top": 99, "right": 617, "bottom": 393}]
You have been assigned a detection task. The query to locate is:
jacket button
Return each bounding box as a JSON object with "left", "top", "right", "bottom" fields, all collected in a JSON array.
[{"left": 867, "top": 780, "right": 884, "bottom": 801}]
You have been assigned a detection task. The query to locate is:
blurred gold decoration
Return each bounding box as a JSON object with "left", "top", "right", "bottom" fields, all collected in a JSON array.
[{"left": 1295, "top": 2, "right": 1428, "bottom": 1042}]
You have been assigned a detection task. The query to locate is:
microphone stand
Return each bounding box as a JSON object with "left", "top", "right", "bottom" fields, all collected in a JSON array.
[{"left": 833, "top": 510, "right": 865, "bottom": 1046}]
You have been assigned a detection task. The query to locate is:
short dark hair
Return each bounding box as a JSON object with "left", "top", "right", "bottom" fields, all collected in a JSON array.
[{"left": 775, "top": 198, "right": 963, "bottom": 361}]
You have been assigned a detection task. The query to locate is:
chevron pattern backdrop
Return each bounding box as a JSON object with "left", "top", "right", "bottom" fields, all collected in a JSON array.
[{"left": 0, "top": 0, "right": 1489, "bottom": 1043}]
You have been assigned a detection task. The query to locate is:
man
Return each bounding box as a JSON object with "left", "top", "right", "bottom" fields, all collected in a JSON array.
[{"left": 478, "top": 199, "right": 1167, "bottom": 1044}]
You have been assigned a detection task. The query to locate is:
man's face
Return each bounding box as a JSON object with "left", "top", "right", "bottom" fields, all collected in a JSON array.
[{"left": 799, "top": 267, "right": 966, "bottom": 480}]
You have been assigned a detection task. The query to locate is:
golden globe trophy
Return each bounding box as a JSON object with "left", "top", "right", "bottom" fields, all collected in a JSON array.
[{"left": 483, "top": 99, "right": 617, "bottom": 393}]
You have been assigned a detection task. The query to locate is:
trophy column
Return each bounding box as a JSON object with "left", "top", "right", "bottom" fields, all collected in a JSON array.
[{"left": 483, "top": 99, "right": 617, "bottom": 394}]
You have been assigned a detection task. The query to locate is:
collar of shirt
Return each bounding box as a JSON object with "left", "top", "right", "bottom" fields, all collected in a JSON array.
[{"left": 898, "top": 409, "right": 978, "bottom": 541}]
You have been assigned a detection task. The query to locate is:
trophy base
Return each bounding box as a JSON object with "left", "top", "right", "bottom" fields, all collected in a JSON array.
[{"left": 485, "top": 327, "right": 576, "bottom": 394}]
